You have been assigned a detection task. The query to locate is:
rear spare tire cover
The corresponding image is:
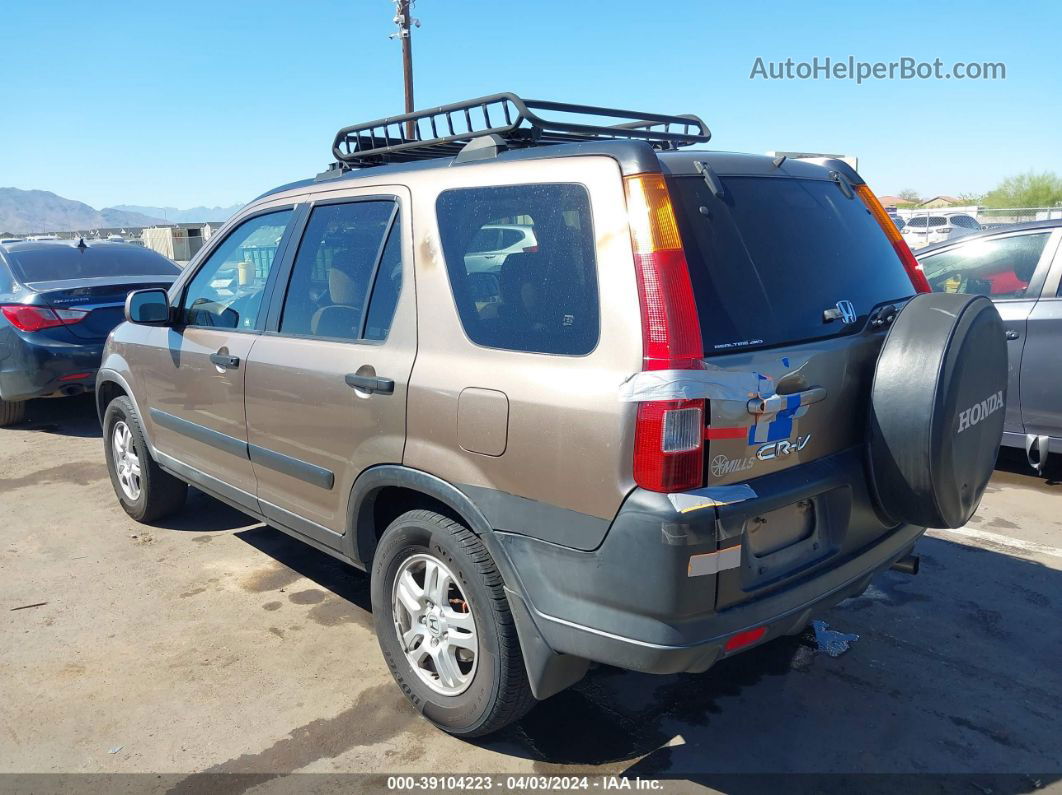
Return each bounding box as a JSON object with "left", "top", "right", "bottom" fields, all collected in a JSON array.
[{"left": 869, "top": 292, "right": 1007, "bottom": 529}]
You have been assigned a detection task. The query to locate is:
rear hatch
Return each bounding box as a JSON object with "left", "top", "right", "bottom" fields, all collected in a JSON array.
[
  {"left": 666, "top": 165, "right": 917, "bottom": 606},
  {"left": 26, "top": 276, "right": 177, "bottom": 341}
]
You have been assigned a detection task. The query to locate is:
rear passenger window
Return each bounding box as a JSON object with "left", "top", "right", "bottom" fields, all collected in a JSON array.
[
  {"left": 278, "top": 201, "right": 400, "bottom": 341},
  {"left": 436, "top": 184, "right": 598, "bottom": 355},
  {"left": 919, "top": 232, "right": 1051, "bottom": 298}
]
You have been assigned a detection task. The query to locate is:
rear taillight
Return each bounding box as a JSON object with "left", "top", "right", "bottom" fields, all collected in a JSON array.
[
  {"left": 855, "top": 185, "right": 931, "bottom": 293},
  {"left": 624, "top": 174, "right": 702, "bottom": 370},
  {"left": 522, "top": 245, "right": 539, "bottom": 253},
  {"left": 624, "top": 173, "right": 705, "bottom": 493},
  {"left": 0, "top": 305, "right": 88, "bottom": 332},
  {"left": 633, "top": 400, "right": 704, "bottom": 492}
]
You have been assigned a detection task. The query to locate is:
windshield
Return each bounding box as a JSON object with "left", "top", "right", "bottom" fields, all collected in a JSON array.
[
  {"left": 9, "top": 244, "right": 178, "bottom": 283},
  {"left": 669, "top": 175, "right": 915, "bottom": 353}
]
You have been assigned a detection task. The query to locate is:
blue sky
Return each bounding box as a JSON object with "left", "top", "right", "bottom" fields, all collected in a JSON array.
[{"left": 1, "top": 0, "right": 1058, "bottom": 209}]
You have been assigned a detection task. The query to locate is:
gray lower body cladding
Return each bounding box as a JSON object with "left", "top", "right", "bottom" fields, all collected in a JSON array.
[{"left": 490, "top": 447, "right": 925, "bottom": 675}]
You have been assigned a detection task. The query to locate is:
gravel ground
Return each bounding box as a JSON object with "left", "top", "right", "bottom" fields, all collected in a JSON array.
[{"left": 1, "top": 394, "right": 1060, "bottom": 792}]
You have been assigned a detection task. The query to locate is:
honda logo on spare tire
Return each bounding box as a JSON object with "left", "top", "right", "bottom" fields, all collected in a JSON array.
[{"left": 957, "top": 390, "right": 1004, "bottom": 434}]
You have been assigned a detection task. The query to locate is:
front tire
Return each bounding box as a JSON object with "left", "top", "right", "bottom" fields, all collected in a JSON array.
[
  {"left": 371, "top": 509, "right": 535, "bottom": 737},
  {"left": 103, "top": 396, "right": 187, "bottom": 522},
  {"left": 0, "top": 399, "right": 25, "bottom": 427}
]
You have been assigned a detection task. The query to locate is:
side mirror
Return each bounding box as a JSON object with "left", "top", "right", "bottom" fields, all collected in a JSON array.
[{"left": 125, "top": 288, "right": 171, "bottom": 325}]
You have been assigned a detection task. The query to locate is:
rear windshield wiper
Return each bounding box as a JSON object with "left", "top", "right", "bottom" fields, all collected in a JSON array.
[{"left": 694, "top": 160, "right": 726, "bottom": 199}]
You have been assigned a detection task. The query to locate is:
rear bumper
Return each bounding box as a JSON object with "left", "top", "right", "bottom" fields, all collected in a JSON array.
[
  {"left": 496, "top": 448, "right": 924, "bottom": 676},
  {"left": 0, "top": 333, "right": 102, "bottom": 401}
]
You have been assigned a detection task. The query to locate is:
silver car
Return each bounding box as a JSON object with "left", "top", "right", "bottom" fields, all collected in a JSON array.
[
  {"left": 902, "top": 211, "right": 981, "bottom": 249},
  {"left": 918, "top": 219, "right": 1062, "bottom": 470},
  {"left": 462, "top": 223, "right": 537, "bottom": 273}
]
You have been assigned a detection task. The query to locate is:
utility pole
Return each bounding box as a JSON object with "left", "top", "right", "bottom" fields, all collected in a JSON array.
[{"left": 390, "top": 0, "right": 419, "bottom": 139}]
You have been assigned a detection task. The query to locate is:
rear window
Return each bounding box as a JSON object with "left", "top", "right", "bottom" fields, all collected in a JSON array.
[
  {"left": 906, "top": 216, "right": 947, "bottom": 228},
  {"left": 670, "top": 175, "right": 915, "bottom": 352},
  {"left": 436, "top": 184, "right": 599, "bottom": 356},
  {"left": 8, "top": 244, "right": 178, "bottom": 283}
]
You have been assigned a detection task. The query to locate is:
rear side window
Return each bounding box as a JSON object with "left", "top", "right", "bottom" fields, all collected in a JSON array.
[
  {"left": 278, "top": 201, "right": 398, "bottom": 341},
  {"left": 436, "top": 184, "right": 598, "bottom": 355},
  {"left": 670, "top": 176, "right": 915, "bottom": 352},
  {"left": 919, "top": 232, "right": 1051, "bottom": 299},
  {"left": 951, "top": 215, "right": 979, "bottom": 229}
]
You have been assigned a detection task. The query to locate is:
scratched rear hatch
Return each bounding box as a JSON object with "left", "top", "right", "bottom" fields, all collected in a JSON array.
[
  {"left": 666, "top": 163, "right": 917, "bottom": 484},
  {"left": 666, "top": 158, "right": 918, "bottom": 608}
]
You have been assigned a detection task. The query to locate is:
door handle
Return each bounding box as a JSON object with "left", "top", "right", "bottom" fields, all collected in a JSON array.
[
  {"left": 209, "top": 352, "right": 240, "bottom": 369},
  {"left": 747, "top": 386, "right": 827, "bottom": 415},
  {"left": 1005, "top": 329, "right": 1020, "bottom": 341},
  {"left": 345, "top": 373, "right": 395, "bottom": 395}
]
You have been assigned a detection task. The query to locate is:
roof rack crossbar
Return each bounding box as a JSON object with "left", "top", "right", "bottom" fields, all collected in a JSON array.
[{"left": 331, "top": 92, "right": 710, "bottom": 167}]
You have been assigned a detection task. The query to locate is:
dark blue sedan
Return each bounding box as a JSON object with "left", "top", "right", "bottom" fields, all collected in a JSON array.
[{"left": 0, "top": 239, "right": 178, "bottom": 426}]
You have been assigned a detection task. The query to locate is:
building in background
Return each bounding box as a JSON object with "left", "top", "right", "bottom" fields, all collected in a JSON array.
[
  {"left": 918, "top": 195, "right": 963, "bottom": 209},
  {"left": 141, "top": 223, "right": 212, "bottom": 263}
]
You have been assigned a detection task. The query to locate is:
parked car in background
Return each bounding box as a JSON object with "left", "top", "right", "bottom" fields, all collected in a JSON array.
[
  {"left": 462, "top": 223, "right": 537, "bottom": 273},
  {"left": 889, "top": 214, "right": 906, "bottom": 231},
  {"left": 918, "top": 219, "right": 1062, "bottom": 470},
  {"left": 902, "top": 211, "right": 981, "bottom": 248},
  {"left": 0, "top": 239, "right": 179, "bottom": 426}
]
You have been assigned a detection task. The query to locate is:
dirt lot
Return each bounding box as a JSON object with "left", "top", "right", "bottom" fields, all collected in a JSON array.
[{"left": 1, "top": 395, "right": 1060, "bottom": 790}]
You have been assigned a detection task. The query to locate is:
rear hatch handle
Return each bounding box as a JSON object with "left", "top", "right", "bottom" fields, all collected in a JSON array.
[{"left": 747, "top": 386, "right": 827, "bottom": 415}]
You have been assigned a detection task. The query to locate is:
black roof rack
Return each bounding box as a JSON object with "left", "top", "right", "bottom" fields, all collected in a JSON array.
[{"left": 330, "top": 92, "right": 710, "bottom": 168}]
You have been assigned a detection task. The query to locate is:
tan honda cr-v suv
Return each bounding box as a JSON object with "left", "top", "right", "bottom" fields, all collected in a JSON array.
[{"left": 97, "top": 94, "right": 1008, "bottom": 736}]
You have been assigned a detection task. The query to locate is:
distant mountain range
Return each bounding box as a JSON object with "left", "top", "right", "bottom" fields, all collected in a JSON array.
[
  {"left": 108, "top": 203, "right": 243, "bottom": 224},
  {"left": 0, "top": 188, "right": 241, "bottom": 235}
]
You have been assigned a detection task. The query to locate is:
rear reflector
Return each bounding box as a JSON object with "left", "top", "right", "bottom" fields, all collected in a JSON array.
[
  {"left": 0, "top": 305, "right": 88, "bottom": 332},
  {"left": 724, "top": 626, "right": 767, "bottom": 653},
  {"left": 58, "top": 372, "right": 92, "bottom": 382},
  {"left": 855, "top": 185, "right": 931, "bottom": 294},
  {"left": 662, "top": 406, "right": 702, "bottom": 452},
  {"left": 624, "top": 173, "right": 706, "bottom": 493}
]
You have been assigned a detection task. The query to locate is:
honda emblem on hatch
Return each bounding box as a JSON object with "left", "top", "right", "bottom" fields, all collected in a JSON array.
[{"left": 836, "top": 300, "right": 857, "bottom": 324}]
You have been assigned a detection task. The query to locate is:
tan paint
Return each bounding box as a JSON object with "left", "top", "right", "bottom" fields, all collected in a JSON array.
[
  {"left": 109, "top": 156, "right": 642, "bottom": 532},
  {"left": 400, "top": 155, "right": 643, "bottom": 522},
  {"left": 457, "top": 388, "right": 509, "bottom": 457}
]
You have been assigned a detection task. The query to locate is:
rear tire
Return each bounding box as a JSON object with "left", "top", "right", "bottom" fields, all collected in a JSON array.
[
  {"left": 371, "top": 509, "right": 535, "bottom": 737},
  {"left": 103, "top": 396, "right": 187, "bottom": 522},
  {"left": 0, "top": 399, "right": 26, "bottom": 427}
]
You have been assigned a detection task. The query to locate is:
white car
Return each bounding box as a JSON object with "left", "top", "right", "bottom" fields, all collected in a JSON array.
[
  {"left": 463, "top": 224, "right": 538, "bottom": 273},
  {"left": 901, "top": 212, "right": 981, "bottom": 249}
]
